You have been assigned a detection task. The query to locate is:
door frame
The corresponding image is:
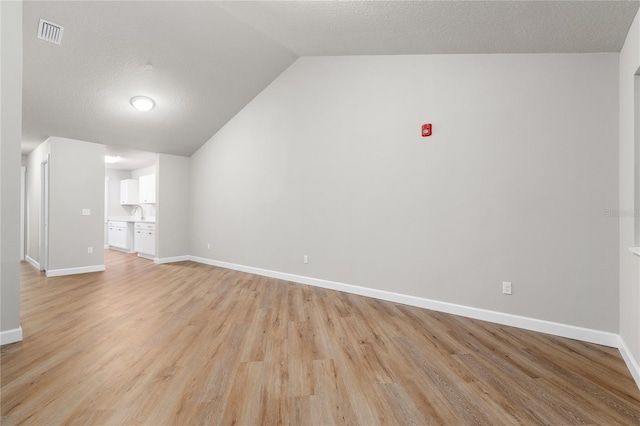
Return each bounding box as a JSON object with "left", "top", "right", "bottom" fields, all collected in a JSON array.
[{"left": 40, "top": 157, "right": 49, "bottom": 271}]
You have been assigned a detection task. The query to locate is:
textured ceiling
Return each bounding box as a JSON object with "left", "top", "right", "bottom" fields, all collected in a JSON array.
[
  {"left": 22, "top": 1, "right": 640, "bottom": 157},
  {"left": 216, "top": 1, "right": 640, "bottom": 56},
  {"left": 22, "top": 1, "right": 297, "bottom": 156}
]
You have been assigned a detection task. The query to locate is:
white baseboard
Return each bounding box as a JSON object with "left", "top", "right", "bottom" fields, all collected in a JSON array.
[
  {"left": 107, "top": 246, "right": 135, "bottom": 254},
  {"left": 618, "top": 336, "right": 640, "bottom": 390},
  {"left": 0, "top": 327, "right": 23, "bottom": 345},
  {"left": 155, "top": 255, "right": 190, "bottom": 264},
  {"left": 189, "top": 256, "right": 619, "bottom": 348},
  {"left": 25, "top": 255, "right": 40, "bottom": 270},
  {"left": 46, "top": 264, "right": 105, "bottom": 277}
]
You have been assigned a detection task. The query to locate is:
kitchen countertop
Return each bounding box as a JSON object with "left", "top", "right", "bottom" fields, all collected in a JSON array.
[{"left": 108, "top": 216, "right": 156, "bottom": 223}]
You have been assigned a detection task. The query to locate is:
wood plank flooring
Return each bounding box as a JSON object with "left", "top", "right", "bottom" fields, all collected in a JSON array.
[{"left": 2, "top": 250, "right": 639, "bottom": 425}]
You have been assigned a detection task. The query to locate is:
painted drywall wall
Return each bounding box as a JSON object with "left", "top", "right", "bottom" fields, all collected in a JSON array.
[
  {"left": 47, "top": 137, "right": 105, "bottom": 272},
  {"left": 106, "top": 169, "right": 132, "bottom": 218},
  {"left": 157, "top": 154, "right": 190, "bottom": 260},
  {"left": 25, "top": 140, "right": 49, "bottom": 266},
  {"left": 191, "top": 53, "right": 619, "bottom": 332},
  {"left": 0, "top": 0, "right": 23, "bottom": 343},
  {"left": 619, "top": 9, "right": 640, "bottom": 377}
]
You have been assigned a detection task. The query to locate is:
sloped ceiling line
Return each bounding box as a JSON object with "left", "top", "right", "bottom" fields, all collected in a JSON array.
[{"left": 22, "top": 1, "right": 640, "bottom": 156}]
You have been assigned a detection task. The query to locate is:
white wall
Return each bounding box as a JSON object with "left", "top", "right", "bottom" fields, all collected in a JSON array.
[
  {"left": 619, "top": 9, "right": 640, "bottom": 383},
  {"left": 47, "top": 137, "right": 105, "bottom": 273},
  {"left": 25, "top": 139, "right": 50, "bottom": 265},
  {"left": 105, "top": 169, "right": 132, "bottom": 218},
  {"left": 191, "top": 53, "right": 619, "bottom": 333},
  {"left": 132, "top": 166, "right": 156, "bottom": 178},
  {"left": 0, "top": 0, "right": 23, "bottom": 344},
  {"left": 157, "top": 154, "right": 190, "bottom": 260},
  {"left": 27, "top": 137, "right": 105, "bottom": 274}
]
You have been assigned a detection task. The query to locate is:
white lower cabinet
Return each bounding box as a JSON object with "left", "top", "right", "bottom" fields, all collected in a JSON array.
[
  {"left": 108, "top": 221, "right": 134, "bottom": 252},
  {"left": 135, "top": 222, "right": 156, "bottom": 258}
]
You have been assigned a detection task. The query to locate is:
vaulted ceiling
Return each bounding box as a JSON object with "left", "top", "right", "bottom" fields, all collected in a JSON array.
[
  {"left": 22, "top": 1, "right": 640, "bottom": 157},
  {"left": 22, "top": 1, "right": 297, "bottom": 156}
]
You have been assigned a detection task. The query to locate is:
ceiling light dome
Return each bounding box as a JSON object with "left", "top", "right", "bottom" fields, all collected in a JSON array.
[{"left": 130, "top": 96, "right": 155, "bottom": 112}]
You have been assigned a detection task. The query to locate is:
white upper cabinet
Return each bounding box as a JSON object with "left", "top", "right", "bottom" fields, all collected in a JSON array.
[
  {"left": 139, "top": 174, "right": 156, "bottom": 204},
  {"left": 120, "top": 179, "right": 139, "bottom": 205}
]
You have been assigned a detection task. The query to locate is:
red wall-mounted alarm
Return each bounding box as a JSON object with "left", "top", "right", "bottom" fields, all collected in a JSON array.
[{"left": 422, "top": 124, "right": 432, "bottom": 137}]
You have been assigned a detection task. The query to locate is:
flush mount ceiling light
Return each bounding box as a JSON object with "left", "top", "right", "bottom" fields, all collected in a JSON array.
[
  {"left": 104, "top": 155, "right": 121, "bottom": 164},
  {"left": 130, "top": 96, "right": 155, "bottom": 112}
]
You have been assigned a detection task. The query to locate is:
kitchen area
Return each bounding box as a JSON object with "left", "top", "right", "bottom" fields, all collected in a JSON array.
[{"left": 105, "top": 148, "right": 158, "bottom": 260}]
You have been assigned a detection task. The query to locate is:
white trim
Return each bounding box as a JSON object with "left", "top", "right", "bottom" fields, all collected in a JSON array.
[
  {"left": 20, "top": 167, "right": 26, "bottom": 261},
  {"left": 107, "top": 246, "right": 134, "bottom": 254},
  {"left": 629, "top": 247, "right": 640, "bottom": 256},
  {"left": 137, "top": 252, "right": 155, "bottom": 261},
  {"left": 155, "top": 255, "right": 190, "bottom": 264},
  {"left": 25, "top": 255, "right": 40, "bottom": 270},
  {"left": 104, "top": 245, "right": 109, "bottom": 249},
  {"left": 188, "top": 256, "right": 619, "bottom": 348},
  {"left": 0, "top": 327, "right": 23, "bottom": 345},
  {"left": 46, "top": 264, "right": 105, "bottom": 277},
  {"left": 618, "top": 336, "right": 640, "bottom": 390}
]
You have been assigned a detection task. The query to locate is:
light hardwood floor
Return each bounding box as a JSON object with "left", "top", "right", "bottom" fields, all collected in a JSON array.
[{"left": 2, "top": 250, "right": 640, "bottom": 425}]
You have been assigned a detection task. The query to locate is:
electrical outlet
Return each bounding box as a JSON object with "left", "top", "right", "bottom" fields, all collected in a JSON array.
[
  {"left": 207, "top": 243, "right": 211, "bottom": 249},
  {"left": 303, "top": 255, "right": 308, "bottom": 264},
  {"left": 503, "top": 281, "right": 512, "bottom": 295},
  {"left": 87, "top": 247, "right": 93, "bottom": 254},
  {"left": 82, "top": 209, "right": 91, "bottom": 216}
]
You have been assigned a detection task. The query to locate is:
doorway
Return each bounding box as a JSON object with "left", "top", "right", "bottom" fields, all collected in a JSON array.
[
  {"left": 635, "top": 74, "right": 639, "bottom": 247},
  {"left": 20, "top": 166, "right": 25, "bottom": 261},
  {"left": 40, "top": 158, "right": 49, "bottom": 271}
]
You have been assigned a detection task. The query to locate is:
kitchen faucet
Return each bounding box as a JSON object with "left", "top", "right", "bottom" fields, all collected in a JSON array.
[{"left": 132, "top": 205, "right": 144, "bottom": 220}]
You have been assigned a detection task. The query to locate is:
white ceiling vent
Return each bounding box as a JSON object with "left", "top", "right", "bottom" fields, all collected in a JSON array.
[{"left": 37, "top": 19, "right": 64, "bottom": 45}]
